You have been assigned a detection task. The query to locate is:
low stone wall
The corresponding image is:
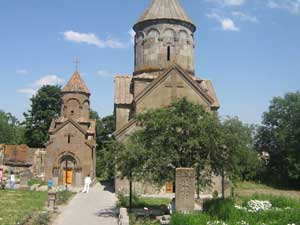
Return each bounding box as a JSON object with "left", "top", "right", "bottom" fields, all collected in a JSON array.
[{"left": 118, "top": 208, "right": 129, "bottom": 225}]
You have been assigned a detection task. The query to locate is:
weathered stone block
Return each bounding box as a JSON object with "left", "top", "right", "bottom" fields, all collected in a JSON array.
[{"left": 175, "top": 168, "right": 195, "bottom": 213}]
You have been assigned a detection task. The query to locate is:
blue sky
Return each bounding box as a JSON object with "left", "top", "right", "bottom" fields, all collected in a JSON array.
[{"left": 0, "top": 0, "right": 299, "bottom": 124}]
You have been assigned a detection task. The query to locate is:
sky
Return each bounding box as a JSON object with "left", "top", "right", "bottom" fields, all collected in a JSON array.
[{"left": 0, "top": 0, "right": 299, "bottom": 125}]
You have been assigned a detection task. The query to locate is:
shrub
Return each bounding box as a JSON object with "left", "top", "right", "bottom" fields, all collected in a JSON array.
[
  {"left": 56, "top": 190, "right": 74, "bottom": 205},
  {"left": 203, "top": 199, "right": 238, "bottom": 221},
  {"left": 170, "top": 213, "right": 211, "bottom": 225}
]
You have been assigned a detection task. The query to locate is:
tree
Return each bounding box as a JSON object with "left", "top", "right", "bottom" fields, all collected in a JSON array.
[
  {"left": 90, "top": 110, "right": 116, "bottom": 179},
  {"left": 256, "top": 92, "right": 300, "bottom": 188},
  {"left": 23, "top": 85, "right": 61, "bottom": 148},
  {"left": 212, "top": 117, "right": 260, "bottom": 198},
  {"left": 0, "top": 110, "right": 24, "bottom": 144},
  {"left": 117, "top": 98, "right": 223, "bottom": 191}
]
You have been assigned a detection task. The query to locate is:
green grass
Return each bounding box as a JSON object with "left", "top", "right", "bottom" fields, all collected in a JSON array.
[
  {"left": 117, "top": 193, "right": 170, "bottom": 210},
  {"left": 0, "top": 190, "right": 47, "bottom": 225},
  {"left": 170, "top": 194, "right": 300, "bottom": 225},
  {"left": 27, "top": 178, "right": 47, "bottom": 187},
  {"left": 56, "top": 190, "right": 75, "bottom": 205},
  {"left": 235, "top": 181, "right": 273, "bottom": 190}
]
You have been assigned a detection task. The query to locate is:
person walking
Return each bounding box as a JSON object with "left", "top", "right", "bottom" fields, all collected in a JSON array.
[
  {"left": 82, "top": 174, "right": 91, "bottom": 193},
  {"left": 10, "top": 171, "right": 15, "bottom": 190}
]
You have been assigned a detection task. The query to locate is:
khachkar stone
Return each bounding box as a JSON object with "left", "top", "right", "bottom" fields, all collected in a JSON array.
[{"left": 175, "top": 168, "right": 195, "bottom": 213}]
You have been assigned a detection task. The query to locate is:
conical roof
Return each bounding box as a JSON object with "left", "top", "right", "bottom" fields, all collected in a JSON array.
[
  {"left": 136, "top": 0, "right": 195, "bottom": 27},
  {"left": 62, "top": 71, "right": 90, "bottom": 95}
]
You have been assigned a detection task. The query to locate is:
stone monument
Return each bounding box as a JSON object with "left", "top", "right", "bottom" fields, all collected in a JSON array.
[{"left": 175, "top": 168, "right": 195, "bottom": 213}]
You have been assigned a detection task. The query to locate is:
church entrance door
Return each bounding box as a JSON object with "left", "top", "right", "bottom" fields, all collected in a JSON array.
[
  {"left": 60, "top": 155, "right": 76, "bottom": 186},
  {"left": 63, "top": 169, "right": 73, "bottom": 185}
]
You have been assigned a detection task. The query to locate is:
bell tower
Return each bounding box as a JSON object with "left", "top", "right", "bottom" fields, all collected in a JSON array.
[
  {"left": 61, "top": 71, "right": 91, "bottom": 120},
  {"left": 133, "top": 0, "right": 196, "bottom": 76}
]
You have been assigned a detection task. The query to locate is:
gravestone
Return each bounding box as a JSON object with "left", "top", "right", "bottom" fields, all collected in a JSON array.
[{"left": 175, "top": 168, "right": 195, "bottom": 213}]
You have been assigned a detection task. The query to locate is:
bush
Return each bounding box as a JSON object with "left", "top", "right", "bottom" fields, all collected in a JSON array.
[
  {"left": 203, "top": 198, "right": 238, "bottom": 221},
  {"left": 56, "top": 190, "right": 74, "bottom": 205},
  {"left": 32, "top": 212, "right": 50, "bottom": 225},
  {"left": 170, "top": 213, "right": 211, "bottom": 225}
]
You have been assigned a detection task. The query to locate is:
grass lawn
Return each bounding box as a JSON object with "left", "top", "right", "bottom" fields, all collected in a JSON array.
[
  {"left": 235, "top": 181, "right": 300, "bottom": 198},
  {"left": 118, "top": 194, "right": 170, "bottom": 209},
  {"left": 0, "top": 190, "right": 48, "bottom": 225},
  {"left": 124, "top": 182, "right": 300, "bottom": 225},
  {"left": 171, "top": 194, "right": 300, "bottom": 225}
]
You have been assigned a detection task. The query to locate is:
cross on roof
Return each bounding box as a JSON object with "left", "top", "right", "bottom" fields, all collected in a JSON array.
[
  {"left": 73, "top": 58, "right": 80, "bottom": 71},
  {"left": 165, "top": 75, "right": 184, "bottom": 99}
]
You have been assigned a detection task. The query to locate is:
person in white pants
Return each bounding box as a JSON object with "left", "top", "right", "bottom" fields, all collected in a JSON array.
[{"left": 82, "top": 174, "right": 92, "bottom": 193}]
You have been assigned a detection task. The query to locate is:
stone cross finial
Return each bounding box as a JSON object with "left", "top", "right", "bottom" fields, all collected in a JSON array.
[{"left": 73, "top": 58, "right": 80, "bottom": 71}]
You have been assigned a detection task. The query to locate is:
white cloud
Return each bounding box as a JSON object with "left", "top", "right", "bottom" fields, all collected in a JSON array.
[
  {"left": 221, "top": 18, "right": 240, "bottom": 31},
  {"left": 207, "top": 12, "right": 240, "bottom": 31},
  {"left": 97, "top": 70, "right": 114, "bottom": 77},
  {"left": 232, "top": 11, "right": 259, "bottom": 23},
  {"left": 18, "top": 88, "right": 36, "bottom": 97},
  {"left": 128, "top": 29, "right": 136, "bottom": 44},
  {"left": 16, "top": 69, "right": 29, "bottom": 75},
  {"left": 63, "top": 30, "right": 125, "bottom": 48},
  {"left": 268, "top": 0, "right": 300, "bottom": 14},
  {"left": 35, "top": 75, "right": 64, "bottom": 87},
  {"left": 18, "top": 75, "right": 65, "bottom": 98},
  {"left": 207, "top": 0, "right": 245, "bottom": 6}
]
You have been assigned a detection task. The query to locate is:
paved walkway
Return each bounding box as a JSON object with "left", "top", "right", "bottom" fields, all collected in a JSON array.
[{"left": 53, "top": 183, "right": 117, "bottom": 225}]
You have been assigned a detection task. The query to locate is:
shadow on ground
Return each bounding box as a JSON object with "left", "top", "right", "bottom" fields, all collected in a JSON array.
[
  {"left": 95, "top": 207, "right": 117, "bottom": 218},
  {"left": 100, "top": 181, "right": 115, "bottom": 193}
]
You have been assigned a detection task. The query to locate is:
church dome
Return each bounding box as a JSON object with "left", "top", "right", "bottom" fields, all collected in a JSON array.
[{"left": 134, "top": 0, "right": 196, "bottom": 32}]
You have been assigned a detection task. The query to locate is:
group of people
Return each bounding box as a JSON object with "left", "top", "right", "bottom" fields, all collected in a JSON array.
[
  {"left": 0, "top": 168, "right": 92, "bottom": 192},
  {"left": 0, "top": 168, "right": 15, "bottom": 190}
]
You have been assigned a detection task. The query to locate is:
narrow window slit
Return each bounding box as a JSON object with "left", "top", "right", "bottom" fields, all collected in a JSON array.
[{"left": 167, "top": 46, "right": 171, "bottom": 61}]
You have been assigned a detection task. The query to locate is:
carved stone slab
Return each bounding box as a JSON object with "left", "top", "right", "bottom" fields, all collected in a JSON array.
[{"left": 175, "top": 168, "right": 195, "bottom": 213}]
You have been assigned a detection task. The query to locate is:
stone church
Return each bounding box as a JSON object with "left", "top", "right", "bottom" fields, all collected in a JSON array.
[
  {"left": 114, "top": 0, "right": 221, "bottom": 194},
  {"left": 44, "top": 71, "right": 96, "bottom": 187}
]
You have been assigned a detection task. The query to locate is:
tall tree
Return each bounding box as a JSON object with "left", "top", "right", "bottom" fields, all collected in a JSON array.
[
  {"left": 90, "top": 110, "right": 116, "bottom": 179},
  {"left": 0, "top": 111, "right": 24, "bottom": 144},
  {"left": 212, "top": 117, "right": 260, "bottom": 198},
  {"left": 23, "top": 85, "right": 61, "bottom": 148},
  {"left": 256, "top": 92, "right": 300, "bottom": 188},
  {"left": 116, "top": 98, "right": 222, "bottom": 190}
]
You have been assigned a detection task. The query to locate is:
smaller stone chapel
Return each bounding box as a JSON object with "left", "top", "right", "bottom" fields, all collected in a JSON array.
[{"left": 44, "top": 71, "right": 96, "bottom": 187}]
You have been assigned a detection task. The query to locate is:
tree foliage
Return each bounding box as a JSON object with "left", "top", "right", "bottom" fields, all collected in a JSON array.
[
  {"left": 212, "top": 117, "right": 261, "bottom": 187},
  {"left": 0, "top": 110, "right": 24, "bottom": 144},
  {"left": 115, "top": 99, "right": 222, "bottom": 187},
  {"left": 23, "top": 85, "right": 61, "bottom": 148},
  {"left": 114, "top": 99, "right": 259, "bottom": 191},
  {"left": 256, "top": 92, "right": 300, "bottom": 188},
  {"left": 90, "top": 110, "right": 116, "bottom": 179}
]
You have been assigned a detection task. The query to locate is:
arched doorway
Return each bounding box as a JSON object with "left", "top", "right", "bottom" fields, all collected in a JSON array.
[{"left": 59, "top": 155, "right": 76, "bottom": 186}]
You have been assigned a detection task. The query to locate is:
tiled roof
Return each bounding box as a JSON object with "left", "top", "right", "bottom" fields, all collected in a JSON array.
[
  {"left": 114, "top": 75, "right": 133, "bottom": 105},
  {"left": 62, "top": 71, "right": 90, "bottom": 94},
  {"left": 136, "top": 0, "right": 194, "bottom": 26},
  {"left": 4, "top": 145, "right": 33, "bottom": 164}
]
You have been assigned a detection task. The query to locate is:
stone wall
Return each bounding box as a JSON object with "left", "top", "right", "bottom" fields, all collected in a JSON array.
[{"left": 134, "top": 22, "right": 195, "bottom": 75}]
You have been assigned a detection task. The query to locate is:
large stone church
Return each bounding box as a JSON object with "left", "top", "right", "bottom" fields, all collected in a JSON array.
[
  {"left": 114, "top": 0, "right": 221, "bottom": 194},
  {"left": 44, "top": 71, "right": 96, "bottom": 187}
]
